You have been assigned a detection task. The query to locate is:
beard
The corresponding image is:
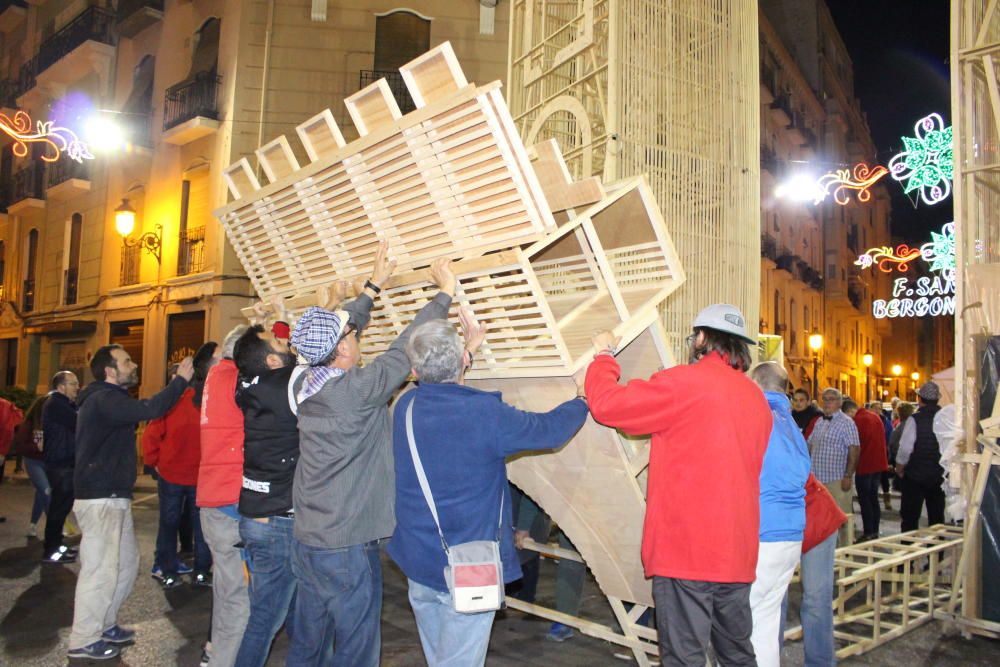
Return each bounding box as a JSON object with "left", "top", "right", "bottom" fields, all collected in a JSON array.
[
  {"left": 276, "top": 351, "right": 297, "bottom": 368},
  {"left": 119, "top": 368, "right": 140, "bottom": 388}
]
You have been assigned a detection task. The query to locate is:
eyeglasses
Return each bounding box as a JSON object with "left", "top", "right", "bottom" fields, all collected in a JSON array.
[{"left": 684, "top": 333, "right": 696, "bottom": 347}]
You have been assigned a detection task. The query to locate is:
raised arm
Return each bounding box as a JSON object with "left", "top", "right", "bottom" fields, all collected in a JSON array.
[{"left": 107, "top": 364, "right": 191, "bottom": 426}]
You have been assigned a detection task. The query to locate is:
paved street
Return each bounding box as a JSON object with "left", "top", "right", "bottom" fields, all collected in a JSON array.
[{"left": 0, "top": 469, "right": 996, "bottom": 666}]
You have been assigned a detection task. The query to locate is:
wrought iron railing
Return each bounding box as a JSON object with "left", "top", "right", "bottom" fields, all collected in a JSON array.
[
  {"left": 116, "top": 0, "right": 164, "bottom": 23},
  {"left": 64, "top": 266, "right": 78, "bottom": 305},
  {"left": 120, "top": 244, "right": 140, "bottom": 286},
  {"left": 177, "top": 227, "right": 206, "bottom": 276},
  {"left": 11, "top": 163, "right": 45, "bottom": 203},
  {"left": 22, "top": 278, "right": 34, "bottom": 312},
  {"left": 35, "top": 7, "right": 115, "bottom": 76},
  {"left": 47, "top": 157, "right": 90, "bottom": 188},
  {"left": 0, "top": 78, "right": 16, "bottom": 108},
  {"left": 761, "top": 233, "right": 778, "bottom": 261},
  {"left": 163, "top": 71, "right": 221, "bottom": 131},
  {"left": 359, "top": 70, "right": 415, "bottom": 114}
]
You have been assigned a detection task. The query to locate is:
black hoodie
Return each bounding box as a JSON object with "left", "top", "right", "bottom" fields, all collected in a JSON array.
[{"left": 74, "top": 376, "right": 188, "bottom": 500}]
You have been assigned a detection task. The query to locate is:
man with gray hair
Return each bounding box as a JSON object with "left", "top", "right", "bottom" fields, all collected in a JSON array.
[
  {"left": 747, "top": 362, "right": 810, "bottom": 666},
  {"left": 288, "top": 256, "right": 455, "bottom": 666},
  {"left": 388, "top": 315, "right": 588, "bottom": 665},
  {"left": 807, "top": 387, "right": 860, "bottom": 545}
]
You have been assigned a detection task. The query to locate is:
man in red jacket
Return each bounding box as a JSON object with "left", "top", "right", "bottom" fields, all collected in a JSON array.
[
  {"left": 586, "top": 304, "right": 771, "bottom": 666},
  {"left": 843, "top": 398, "right": 889, "bottom": 541},
  {"left": 197, "top": 325, "right": 250, "bottom": 667},
  {"left": 143, "top": 344, "right": 218, "bottom": 589}
]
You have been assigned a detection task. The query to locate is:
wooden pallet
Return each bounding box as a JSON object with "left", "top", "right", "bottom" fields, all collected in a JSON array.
[{"left": 784, "top": 524, "right": 965, "bottom": 658}]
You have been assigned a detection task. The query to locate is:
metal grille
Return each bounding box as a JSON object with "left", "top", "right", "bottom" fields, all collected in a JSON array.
[
  {"left": 63, "top": 267, "right": 78, "bottom": 305},
  {"left": 359, "top": 70, "right": 415, "bottom": 114},
  {"left": 163, "top": 71, "right": 221, "bottom": 130},
  {"left": 177, "top": 227, "right": 205, "bottom": 276},
  {"left": 120, "top": 244, "right": 140, "bottom": 286},
  {"left": 21, "top": 278, "right": 34, "bottom": 312}
]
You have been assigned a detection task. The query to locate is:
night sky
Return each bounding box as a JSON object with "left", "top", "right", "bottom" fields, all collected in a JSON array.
[{"left": 825, "top": 1, "right": 952, "bottom": 244}]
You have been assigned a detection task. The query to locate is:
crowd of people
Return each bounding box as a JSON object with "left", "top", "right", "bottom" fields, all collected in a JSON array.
[{"left": 0, "top": 242, "right": 953, "bottom": 666}]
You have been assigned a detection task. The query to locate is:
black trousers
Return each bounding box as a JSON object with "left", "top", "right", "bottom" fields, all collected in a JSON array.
[
  {"left": 652, "top": 576, "right": 756, "bottom": 667},
  {"left": 899, "top": 474, "right": 945, "bottom": 532},
  {"left": 43, "top": 466, "right": 74, "bottom": 557}
]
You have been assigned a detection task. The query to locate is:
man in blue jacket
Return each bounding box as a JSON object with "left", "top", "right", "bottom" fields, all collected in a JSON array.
[
  {"left": 41, "top": 370, "right": 80, "bottom": 564},
  {"left": 67, "top": 345, "right": 193, "bottom": 661},
  {"left": 748, "top": 362, "right": 811, "bottom": 667},
  {"left": 389, "top": 317, "right": 589, "bottom": 666}
]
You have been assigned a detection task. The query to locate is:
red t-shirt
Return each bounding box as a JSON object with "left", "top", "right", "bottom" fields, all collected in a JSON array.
[
  {"left": 586, "top": 352, "right": 772, "bottom": 583},
  {"left": 142, "top": 387, "right": 201, "bottom": 486},
  {"left": 197, "top": 359, "right": 245, "bottom": 507},
  {"left": 854, "top": 408, "right": 888, "bottom": 475}
]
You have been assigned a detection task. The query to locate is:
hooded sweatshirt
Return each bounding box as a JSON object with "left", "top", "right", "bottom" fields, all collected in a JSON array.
[{"left": 75, "top": 377, "right": 188, "bottom": 500}]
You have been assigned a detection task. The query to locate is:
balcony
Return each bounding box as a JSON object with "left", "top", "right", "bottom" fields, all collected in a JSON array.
[
  {"left": 46, "top": 158, "right": 91, "bottom": 200},
  {"left": 8, "top": 163, "right": 46, "bottom": 215},
  {"left": 177, "top": 226, "right": 206, "bottom": 276},
  {"left": 63, "top": 266, "right": 78, "bottom": 305},
  {"left": 22, "top": 278, "right": 34, "bottom": 312},
  {"left": 776, "top": 251, "right": 796, "bottom": 275},
  {"left": 117, "top": 0, "right": 164, "bottom": 39},
  {"left": 18, "top": 6, "right": 115, "bottom": 105},
  {"left": 0, "top": 78, "right": 16, "bottom": 111},
  {"left": 162, "top": 71, "right": 221, "bottom": 145},
  {"left": 359, "top": 70, "right": 415, "bottom": 114},
  {"left": 848, "top": 285, "right": 863, "bottom": 311},
  {"left": 0, "top": 1, "right": 27, "bottom": 34}
]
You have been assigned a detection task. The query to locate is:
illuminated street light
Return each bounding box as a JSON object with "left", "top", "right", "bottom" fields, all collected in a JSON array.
[
  {"left": 863, "top": 351, "right": 873, "bottom": 402},
  {"left": 115, "top": 198, "right": 162, "bottom": 264},
  {"left": 892, "top": 364, "right": 903, "bottom": 398},
  {"left": 84, "top": 113, "right": 126, "bottom": 152},
  {"left": 114, "top": 199, "right": 136, "bottom": 237},
  {"left": 775, "top": 173, "right": 822, "bottom": 202},
  {"left": 808, "top": 332, "right": 823, "bottom": 398}
]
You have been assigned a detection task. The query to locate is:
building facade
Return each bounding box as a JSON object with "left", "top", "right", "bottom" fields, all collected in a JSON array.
[
  {"left": 760, "top": 0, "right": 899, "bottom": 403},
  {"left": 0, "top": 0, "right": 508, "bottom": 397}
]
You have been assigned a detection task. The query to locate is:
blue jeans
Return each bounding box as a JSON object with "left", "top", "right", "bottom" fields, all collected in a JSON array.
[
  {"left": 25, "top": 458, "right": 49, "bottom": 524},
  {"left": 408, "top": 578, "right": 495, "bottom": 666},
  {"left": 156, "top": 479, "right": 211, "bottom": 575},
  {"left": 781, "top": 532, "right": 836, "bottom": 667},
  {"left": 287, "top": 539, "right": 382, "bottom": 667},
  {"left": 235, "top": 515, "right": 297, "bottom": 667},
  {"left": 854, "top": 472, "right": 882, "bottom": 537}
]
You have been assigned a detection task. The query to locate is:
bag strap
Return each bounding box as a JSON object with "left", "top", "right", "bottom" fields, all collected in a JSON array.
[
  {"left": 405, "top": 397, "right": 450, "bottom": 553},
  {"left": 406, "top": 396, "right": 507, "bottom": 551}
]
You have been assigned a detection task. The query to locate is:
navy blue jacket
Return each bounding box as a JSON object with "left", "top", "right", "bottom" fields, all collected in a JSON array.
[
  {"left": 42, "top": 391, "right": 77, "bottom": 469},
  {"left": 388, "top": 382, "right": 588, "bottom": 593}
]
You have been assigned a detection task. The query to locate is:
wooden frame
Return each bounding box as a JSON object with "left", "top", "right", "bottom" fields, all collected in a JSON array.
[{"left": 783, "top": 525, "right": 964, "bottom": 658}]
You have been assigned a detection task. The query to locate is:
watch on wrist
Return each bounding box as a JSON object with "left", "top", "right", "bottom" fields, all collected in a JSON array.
[{"left": 364, "top": 279, "right": 382, "bottom": 294}]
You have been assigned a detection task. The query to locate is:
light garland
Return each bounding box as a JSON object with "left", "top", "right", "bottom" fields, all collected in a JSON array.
[
  {"left": 0, "top": 110, "right": 93, "bottom": 164},
  {"left": 854, "top": 243, "right": 922, "bottom": 273},
  {"left": 815, "top": 163, "right": 889, "bottom": 205},
  {"left": 887, "top": 112, "right": 953, "bottom": 206},
  {"left": 919, "top": 222, "right": 956, "bottom": 274}
]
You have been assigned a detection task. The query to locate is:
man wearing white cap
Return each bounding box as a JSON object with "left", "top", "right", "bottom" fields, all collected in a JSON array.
[
  {"left": 586, "top": 304, "right": 771, "bottom": 667},
  {"left": 895, "top": 381, "right": 945, "bottom": 531}
]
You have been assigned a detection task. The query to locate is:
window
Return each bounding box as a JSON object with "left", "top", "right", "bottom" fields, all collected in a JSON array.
[
  {"left": 366, "top": 10, "right": 431, "bottom": 113},
  {"left": 23, "top": 229, "right": 38, "bottom": 312},
  {"left": 177, "top": 168, "right": 208, "bottom": 275},
  {"left": 64, "top": 213, "right": 82, "bottom": 304},
  {"left": 123, "top": 55, "right": 155, "bottom": 146}
]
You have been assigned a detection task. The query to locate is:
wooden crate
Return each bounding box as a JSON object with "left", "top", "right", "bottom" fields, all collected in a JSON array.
[{"left": 214, "top": 42, "right": 555, "bottom": 304}]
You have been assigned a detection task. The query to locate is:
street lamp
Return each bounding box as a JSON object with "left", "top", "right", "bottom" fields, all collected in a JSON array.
[
  {"left": 862, "top": 351, "right": 873, "bottom": 403},
  {"left": 911, "top": 371, "right": 920, "bottom": 399},
  {"left": 115, "top": 198, "right": 162, "bottom": 264},
  {"left": 808, "top": 332, "right": 823, "bottom": 399},
  {"left": 891, "top": 364, "right": 903, "bottom": 398}
]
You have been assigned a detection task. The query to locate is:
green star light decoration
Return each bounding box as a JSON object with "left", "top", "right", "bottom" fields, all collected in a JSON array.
[{"left": 887, "top": 113, "right": 953, "bottom": 206}]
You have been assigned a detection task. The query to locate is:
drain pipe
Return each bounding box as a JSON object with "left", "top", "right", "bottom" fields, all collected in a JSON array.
[{"left": 255, "top": 0, "right": 275, "bottom": 180}]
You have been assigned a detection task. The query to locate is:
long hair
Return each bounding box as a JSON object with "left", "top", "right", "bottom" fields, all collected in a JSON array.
[{"left": 691, "top": 327, "right": 752, "bottom": 372}]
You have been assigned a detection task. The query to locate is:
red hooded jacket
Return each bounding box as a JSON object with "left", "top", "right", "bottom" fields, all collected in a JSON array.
[
  {"left": 196, "top": 359, "right": 244, "bottom": 507},
  {"left": 142, "top": 388, "right": 201, "bottom": 486}
]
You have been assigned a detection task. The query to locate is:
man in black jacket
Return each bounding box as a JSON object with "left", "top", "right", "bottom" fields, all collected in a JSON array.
[
  {"left": 67, "top": 345, "right": 193, "bottom": 661},
  {"left": 41, "top": 371, "right": 80, "bottom": 564}
]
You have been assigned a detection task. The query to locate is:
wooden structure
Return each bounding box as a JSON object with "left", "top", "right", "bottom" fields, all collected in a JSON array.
[
  {"left": 507, "top": 0, "right": 762, "bottom": 361},
  {"left": 949, "top": 0, "right": 1000, "bottom": 639},
  {"left": 784, "top": 525, "right": 964, "bottom": 658},
  {"left": 215, "top": 43, "right": 683, "bottom": 664}
]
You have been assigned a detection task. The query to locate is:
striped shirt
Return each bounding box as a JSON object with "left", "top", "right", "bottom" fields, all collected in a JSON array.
[{"left": 807, "top": 411, "right": 860, "bottom": 483}]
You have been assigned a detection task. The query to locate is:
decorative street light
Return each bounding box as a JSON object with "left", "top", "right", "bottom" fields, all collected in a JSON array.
[
  {"left": 808, "top": 332, "right": 823, "bottom": 399},
  {"left": 115, "top": 198, "right": 162, "bottom": 264},
  {"left": 891, "top": 363, "right": 903, "bottom": 398},
  {"left": 911, "top": 371, "right": 920, "bottom": 399},
  {"left": 862, "top": 351, "right": 874, "bottom": 403}
]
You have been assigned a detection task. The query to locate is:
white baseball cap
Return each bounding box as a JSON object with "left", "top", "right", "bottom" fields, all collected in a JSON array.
[{"left": 692, "top": 303, "right": 755, "bottom": 344}]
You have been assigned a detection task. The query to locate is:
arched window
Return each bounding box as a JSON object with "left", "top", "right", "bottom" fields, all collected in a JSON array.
[
  {"left": 123, "top": 55, "right": 155, "bottom": 145},
  {"left": 370, "top": 10, "right": 431, "bottom": 113},
  {"left": 65, "top": 213, "right": 82, "bottom": 305}
]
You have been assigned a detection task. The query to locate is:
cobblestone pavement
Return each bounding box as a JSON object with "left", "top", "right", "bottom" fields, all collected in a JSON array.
[{"left": 1, "top": 469, "right": 996, "bottom": 666}]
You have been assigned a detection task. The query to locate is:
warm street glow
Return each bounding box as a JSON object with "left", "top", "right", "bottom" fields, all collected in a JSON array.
[
  {"left": 808, "top": 332, "right": 823, "bottom": 351},
  {"left": 911, "top": 371, "right": 920, "bottom": 381},
  {"left": 891, "top": 364, "right": 903, "bottom": 377},
  {"left": 115, "top": 199, "right": 136, "bottom": 237},
  {"left": 84, "top": 114, "right": 126, "bottom": 152},
  {"left": 863, "top": 352, "right": 874, "bottom": 367}
]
